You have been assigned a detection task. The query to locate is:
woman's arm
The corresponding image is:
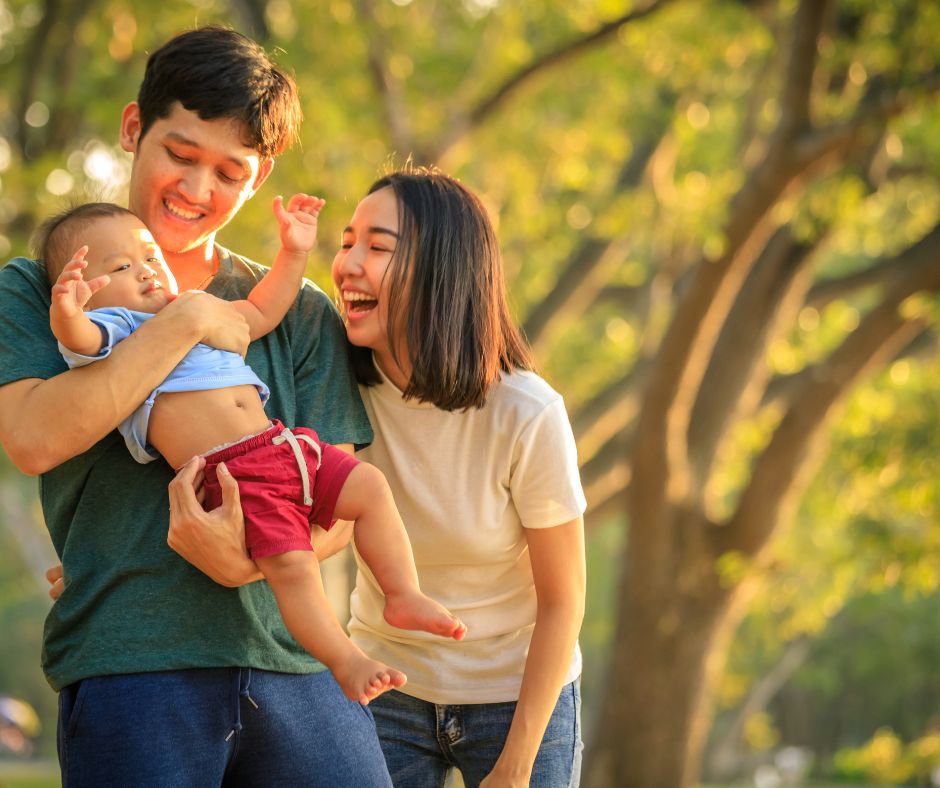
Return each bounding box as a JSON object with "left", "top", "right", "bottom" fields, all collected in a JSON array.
[{"left": 483, "top": 517, "right": 586, "bottom": 787}]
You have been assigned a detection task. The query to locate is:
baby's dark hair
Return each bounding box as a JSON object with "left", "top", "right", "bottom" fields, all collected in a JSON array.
[{"left": 32, "top": 203, "right": 136, "bottom": 283}]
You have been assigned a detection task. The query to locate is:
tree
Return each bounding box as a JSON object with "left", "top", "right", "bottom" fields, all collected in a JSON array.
[{"left": 1, "top": 1, "right": 938, "bottom": 785}]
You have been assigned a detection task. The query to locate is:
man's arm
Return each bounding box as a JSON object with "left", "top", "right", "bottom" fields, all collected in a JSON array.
[
  {"left": 232, "top": 194, "right": 324, "bottom": 340},
  {"left": 0, "top": 291, "right": 250, "bottom": 475},
  {"left": 166, "top": 444, "right": 356, "bottom": 586}
]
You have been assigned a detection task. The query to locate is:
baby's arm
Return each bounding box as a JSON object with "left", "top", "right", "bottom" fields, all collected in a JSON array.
[
  {"left": 49, "top": 247, "right": 110, "bottom": 356},
  {"left": 233, "top": 194, "right": 325, "bottom": 341}
]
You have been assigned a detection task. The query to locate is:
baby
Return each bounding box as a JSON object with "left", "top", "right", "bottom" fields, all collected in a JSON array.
[{"left": 36, "top": 197, "right": 465, "bottom": 704}]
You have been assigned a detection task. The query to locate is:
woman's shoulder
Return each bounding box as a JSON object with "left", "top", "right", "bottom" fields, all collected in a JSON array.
[{"left": 490, "top": 369, "right": 565, "bottom": 414}]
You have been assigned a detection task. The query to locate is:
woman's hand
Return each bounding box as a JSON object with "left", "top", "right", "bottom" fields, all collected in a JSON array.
[
  {"left": 167, "top": 456, "right": 262, "bottom": 586},
  {"left": 479, "top": 767, "right": 531, "bottom": 787},
  {"left": 45, "top": 564, "right": 64, "bottom": 602}
]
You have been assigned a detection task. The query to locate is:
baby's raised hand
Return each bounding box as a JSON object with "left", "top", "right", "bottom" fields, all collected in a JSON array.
[
  {"left": 273, "top": 193, "right": 325, "bottom": 255},
  {"left": 50, "top": 247, "right": 110, "bottom": 320}
]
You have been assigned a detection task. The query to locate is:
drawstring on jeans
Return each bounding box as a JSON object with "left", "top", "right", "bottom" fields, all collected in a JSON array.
[
  {"left": 225, "top": 668, "right": 260, "bottom": 741},
  {"left": 272, "top": 428, "right": 322, "bottom": 506}
]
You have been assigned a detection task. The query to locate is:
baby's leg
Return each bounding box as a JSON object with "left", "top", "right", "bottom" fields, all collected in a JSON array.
[
  {"left": 333, "top": 463, "right": 467, "bottom": 640},
  {"left": 256, "top": 551, "right": 406, "bottom": 704}
]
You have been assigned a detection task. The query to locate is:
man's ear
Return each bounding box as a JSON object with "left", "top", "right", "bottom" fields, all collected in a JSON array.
[
  {"left": 250, "top": 158, "right": 275, "bottom": 195},
  {"left": 119, "top": 103, "right": 142, "bottom": 153}
]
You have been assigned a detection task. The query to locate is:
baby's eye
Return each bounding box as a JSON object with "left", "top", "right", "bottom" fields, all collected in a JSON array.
[
  {"left": 112, "top": 264, "right": 130, "bottom": 273},
  {"left": 146, "top": 257, "right": 160, "bottom": 264}
]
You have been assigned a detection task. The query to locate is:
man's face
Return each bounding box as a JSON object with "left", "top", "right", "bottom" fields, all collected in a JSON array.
[{"left": 120, "top": 102, "right": 273, "bottom": 261}]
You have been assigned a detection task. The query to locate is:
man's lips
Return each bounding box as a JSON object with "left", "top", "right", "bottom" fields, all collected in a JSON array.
[{"left": 163, "top": 198, "right": 205, "bottom": 221}]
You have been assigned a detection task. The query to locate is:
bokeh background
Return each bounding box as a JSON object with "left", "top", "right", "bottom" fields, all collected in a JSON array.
[{"left": 0, "top": 1, "right": 938, "bottom": 786}]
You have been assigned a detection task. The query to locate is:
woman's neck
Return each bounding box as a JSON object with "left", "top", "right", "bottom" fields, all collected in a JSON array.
[{"left": 374, "top": 351, "right": 411, "bottom": 392}]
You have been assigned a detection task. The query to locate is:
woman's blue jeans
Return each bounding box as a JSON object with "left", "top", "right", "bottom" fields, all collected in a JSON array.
[
  {"left": 57, "top": 667, "right": 392, "bottom": 787},
  {"left": 369, "top": 679, "right": 582, "bottom": 787}
]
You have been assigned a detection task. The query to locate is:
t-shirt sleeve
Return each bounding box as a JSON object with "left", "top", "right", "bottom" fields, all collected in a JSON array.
[
  {"left": 0, "top": 258, "right": 67, "bottom": 387},
  {"left": 59, "top": 309, "right": 135, "bottom": 368},
  {"left": 286, "top": 283, "right": 373, "bottom": 449},
  {"left": 510, "top": 397, "right": 587, "bottom": 529}
]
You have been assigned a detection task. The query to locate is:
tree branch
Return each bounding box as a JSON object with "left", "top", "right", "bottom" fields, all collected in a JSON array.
[
  {"left": 521, "top": 125, "right": 666, "bottom": 352},
  {"left": 432, "top": 0, "right": 677, "bottom": 160},
  {"left": 356, "top": 0, "right": 415, "bottom": 157},
  {"left": 721, "top": 234, "right": 940, "bottom": 558},
  {"left": 688, "top": 226, "right": 819, "bottom": 495},
  {"left": 14, "top": 0, "right": 61, "bottom": 158},
  {"left": 628, "top": 0, "right": 838, "bottom": 531}
]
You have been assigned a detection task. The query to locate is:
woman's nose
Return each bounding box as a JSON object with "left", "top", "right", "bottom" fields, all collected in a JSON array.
[{"left": 338, "top": 246, "right": 364, "bottom": 275}]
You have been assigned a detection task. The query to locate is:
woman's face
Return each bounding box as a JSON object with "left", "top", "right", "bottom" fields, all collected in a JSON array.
[{"left": 332, "top": 187, "right": 402, "bottom": 368}]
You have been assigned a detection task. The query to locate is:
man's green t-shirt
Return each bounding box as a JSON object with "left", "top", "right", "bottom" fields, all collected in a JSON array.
[{"left": 0, "top": 247, "right": 373, "bottom": 691}]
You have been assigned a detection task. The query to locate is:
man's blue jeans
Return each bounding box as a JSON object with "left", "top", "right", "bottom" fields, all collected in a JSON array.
[
  {"left": 369, "top": 680, "right": 582, "bottom": 787},
  {"left": 57, "top": 667, "right": 393, "bottom": 787}
]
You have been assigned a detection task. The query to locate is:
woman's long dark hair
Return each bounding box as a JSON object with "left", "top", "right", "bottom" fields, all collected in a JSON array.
[{"left": 351, "top": 167, "right": 533, "bottom": 410}]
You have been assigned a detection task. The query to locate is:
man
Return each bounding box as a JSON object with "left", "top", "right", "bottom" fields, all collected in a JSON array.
[{"left": 0, "top": 27, "right": 391, "bottom": 786}]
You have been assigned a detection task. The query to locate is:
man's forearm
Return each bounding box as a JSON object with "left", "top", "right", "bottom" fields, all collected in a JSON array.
[{"left": 0, "top": 308, "right": 204, "bottom": 474}]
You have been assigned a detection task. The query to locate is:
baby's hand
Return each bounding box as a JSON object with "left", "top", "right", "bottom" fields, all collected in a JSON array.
[
  {"left": 274, "top": 193, "right": 325, "bottom": 255},
  {"left": 50, "top": 247, "right": 110, "bottom": 320}
]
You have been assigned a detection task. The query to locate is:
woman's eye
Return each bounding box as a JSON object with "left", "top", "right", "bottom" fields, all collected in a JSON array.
[{"left": 218, "top": 171, "right": 239, "bottom": 184}]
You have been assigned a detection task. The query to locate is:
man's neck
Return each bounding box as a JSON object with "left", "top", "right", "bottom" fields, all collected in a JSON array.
[{"left": 166, "top": 243, "right": 219, "bottom": 292}]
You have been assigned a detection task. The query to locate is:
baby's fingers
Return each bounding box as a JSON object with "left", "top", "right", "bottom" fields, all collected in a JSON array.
[
  {"left": 287, "top": 193, "right": 324, "bottom": 217},
  {"left": 86, "top": 274, "right": 111, "bottom": 294},
  {"left": 65, "top": 246, "right": 89, "bottom": 268}
]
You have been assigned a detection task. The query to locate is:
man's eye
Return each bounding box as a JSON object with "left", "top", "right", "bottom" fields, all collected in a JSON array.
[{"left": 167, "top": 149, "right": 191, "bottom": 164}]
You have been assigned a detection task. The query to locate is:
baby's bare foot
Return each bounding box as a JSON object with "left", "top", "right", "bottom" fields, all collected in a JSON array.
[
  {"left": 384, "top": 590, "right": 467, "bottom": 640},
  {"left": 332, "top": 653, "right": 407, "bottom": 705}
]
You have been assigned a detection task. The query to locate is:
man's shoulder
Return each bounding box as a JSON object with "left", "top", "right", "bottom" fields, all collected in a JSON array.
[
  {"left": 1, "top": 256, "right": 47, "bottom": 288},
  {"left": 220, "top": 246, "right": 335, "bottom": 312}
]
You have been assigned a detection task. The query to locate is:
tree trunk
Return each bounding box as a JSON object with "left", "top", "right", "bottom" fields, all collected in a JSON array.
[{"left": 585, "top": 509, "right": 750, "bottom": 788}]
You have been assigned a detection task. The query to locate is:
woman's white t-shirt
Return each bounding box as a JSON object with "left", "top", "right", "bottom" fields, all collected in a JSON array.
[{"left": 348, "top": 365, "right": 586, "bottom": 704}]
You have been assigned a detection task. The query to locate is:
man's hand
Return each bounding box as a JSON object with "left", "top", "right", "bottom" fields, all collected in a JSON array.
[
  {"left": 45, "top": 564, "right": 64, "bottom": 602},
  {"left": 50, "top": 247, "right": 110, "bottom": 321},
  {"left": 274, "top": 193, "right": 325, "bottom": 256},
  {"left": 160, "top": 291, "right": 251, "bottom": 357},
  {"left": 167, "top": 456, "right": 261, "bottom": 586}
]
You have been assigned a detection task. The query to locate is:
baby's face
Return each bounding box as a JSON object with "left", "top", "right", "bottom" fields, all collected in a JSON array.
[{"left": 82, "top": 213, "right": 178, "bottom": 314}]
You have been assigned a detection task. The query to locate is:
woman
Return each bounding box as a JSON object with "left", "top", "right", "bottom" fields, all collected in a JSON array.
[
  {"left": 334, "top": 169, "right": 586, "bottom": 788},
  {"left": 167, "top": 167, "right": 586, "bottom": 787}
]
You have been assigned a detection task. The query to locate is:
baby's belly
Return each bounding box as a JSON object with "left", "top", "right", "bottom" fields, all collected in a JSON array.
[{"left": 149, "top": 385, "right": 272, "bottom": 470}]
